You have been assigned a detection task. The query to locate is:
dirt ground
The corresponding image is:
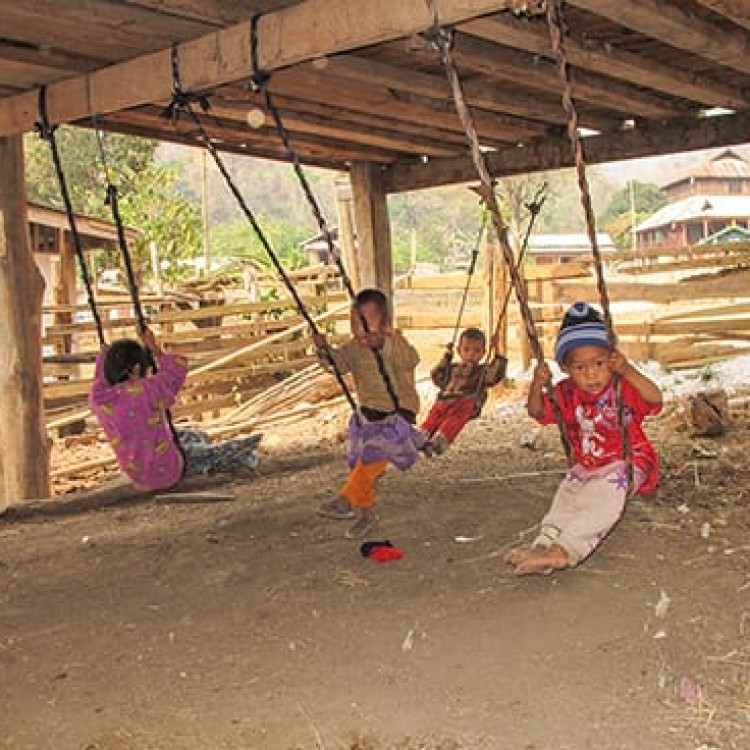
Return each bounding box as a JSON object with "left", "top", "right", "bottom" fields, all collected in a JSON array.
[{"left": 4, "top": 391, "right": 750, "bottom": 750}]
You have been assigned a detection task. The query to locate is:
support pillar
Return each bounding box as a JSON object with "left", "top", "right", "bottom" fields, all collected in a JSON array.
[
  {"left": 334, "top": 175, "right": 360, "bottom": 292},
  {"left": 0, "top": 135, "right": 50, "bottom": 508},
  {"left": 350, "top": 162, "right": 393, "bottom": 300}
]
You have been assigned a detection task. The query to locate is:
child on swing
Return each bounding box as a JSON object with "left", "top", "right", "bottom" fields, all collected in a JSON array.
[
  {"left": 90, "top": 327, "right": 261, "bottom": 491},
  {"left": 505, "top": 302, "right": 662, "bottom": 576},
  {"left": 313, "top": 288, "right": 423, "bottom": 539},
  {"left": 421, "top": 327, "right": 507, "bottom": 456}
]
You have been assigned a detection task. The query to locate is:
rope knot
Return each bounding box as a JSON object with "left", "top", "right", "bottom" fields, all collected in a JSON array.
[
  {"left": 35, "top": 86, "right": 57, "bottom": 141},
  {"left": 249, "top": 69, "right": 270, "bottom": 93},
  {"left": 161, "top": 89, "right": 210, "bottom": 121}
]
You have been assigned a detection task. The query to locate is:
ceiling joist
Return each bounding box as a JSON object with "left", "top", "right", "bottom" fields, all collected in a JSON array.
[
  {"left": 0, "top": 0, "right": 526, "bottom": 138},
  {"left": 385, "top": 111, "right": 750, "bottom": 192},
  {"left": 567, "top": 0, "right": 750, "bottom": 78},
  {"left": 460, "top": 13, "right": 750, "bottom": 109}
]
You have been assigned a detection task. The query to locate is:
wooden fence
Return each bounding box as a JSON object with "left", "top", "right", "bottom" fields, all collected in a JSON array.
[
  {"left": 395, "top": 239, "right": 750, "bottom": 369},
  {"left": 41, "top": 242, "right": 750, "bottom": 440},
  {"left": 43, "top": 289, "right": 349, "bottom": 433}
]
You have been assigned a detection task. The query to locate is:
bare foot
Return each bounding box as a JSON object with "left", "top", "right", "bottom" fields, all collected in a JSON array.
[
  {"left": 513, "top": 544, "right": 569, "bottom": 576},
  {"left": 503, "top": 545, "right": 533, "bottom": 565}
]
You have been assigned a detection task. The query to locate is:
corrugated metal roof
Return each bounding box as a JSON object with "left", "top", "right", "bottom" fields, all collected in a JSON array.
[
  {"left": 528, "top": 233, "right": 615, "bottom": 253},
  {"left": 635, "top": 195, "right": 750, "bottom": 232},
  {"left": 663, "top": 149, "right": 750, "bottom": 188}
]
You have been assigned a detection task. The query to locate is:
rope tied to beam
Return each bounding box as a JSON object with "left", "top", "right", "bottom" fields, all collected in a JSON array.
[
  {"left": 161, "top": 45, "right": 359, "bottom": 414},
  {"left": 161, "top": 44, "right": 210, "bottom": 121},
  {"left": 545, "top": 0, "right": 633, "bottom": 486},
  {"left": 248, "top": 14, "right": 407, "bottom": 416},
  {"left": 35, "top": 86, "right": 106, "bottom": 347},
  {"left": 423, "top": 4, "right": 572, "bottom": 462},
  {"left": 91, "top": 118, "right": 149, "bottom": 337}
]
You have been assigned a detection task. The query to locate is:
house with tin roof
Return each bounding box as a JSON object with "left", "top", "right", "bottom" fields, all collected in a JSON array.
[{"left": 635, "top": 150, "right": 750, "bottom": 249}]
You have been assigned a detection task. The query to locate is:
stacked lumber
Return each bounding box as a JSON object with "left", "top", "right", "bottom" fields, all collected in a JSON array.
[
  {"left": 201, "top": 363, "right": 348, "bottom": 439},
  {"left": 49, "top": 362, "right": 349, "bottom": 487}
]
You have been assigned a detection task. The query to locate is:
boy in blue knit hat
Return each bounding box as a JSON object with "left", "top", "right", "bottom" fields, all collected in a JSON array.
[{"left": 505, "top": 302, "right": 662, "bottom": 576}]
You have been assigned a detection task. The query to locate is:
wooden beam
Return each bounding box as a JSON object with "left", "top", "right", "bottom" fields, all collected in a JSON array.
[
  {"left": 0, "top": 1, "right": 212, "bottom": 61},
  {"left": 0, "top": 0, "right": 526, "bottom": 137},
  {"left": 460, "top": 13, "right": 750, "bottom": 110},
  {"left": 385, "top": 110, "right": 750, "bottom": 192},
  {"left": 270, "top": 68, "right": 541, "bottom": 148},
  {"left": 0, "top": 41, "right": 105, "bottom": 74},
  {"left": 109, "top": 106, "right": 402, "bottom": 163},
  {"left": 351, "top": 162, "right": 393, "bottom": 297},
  {"left": 120, "top": 0, "right": 295, "bottom": 26},
  {"left": 94, "top": 118, "right": 345, "bottom": 170},
  {"left": 208, "top": 98, "right": 462, "bottom": 158},
  {"left": 216, "top": 86, "right": 478, "bottom": 147},
  {"left": 374, "top": 41, "right": 617, "bottom": 131},
  {"left": 450, "top": 32, "right": 691, "bottom": 119},
  {"left": 0, "top": 135, "right": 50, "bottom": 508},
  {"left": 694, "top": 0, "right": 750, "bottom": 32},
  {"left": 567, "top": 0, "right": 750, "bottom": 77},
  {"left": 323, "top": 54, "right": 549, "bottom": 138}
]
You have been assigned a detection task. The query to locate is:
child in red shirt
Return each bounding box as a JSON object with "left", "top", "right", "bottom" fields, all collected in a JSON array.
[{"left": 505, "top": 302, "right": 662, "bottom": 576}]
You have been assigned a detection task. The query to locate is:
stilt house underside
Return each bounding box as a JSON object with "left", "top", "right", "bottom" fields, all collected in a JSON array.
[
  {"left": 2, "top": 0, "right": 750, "bottom": 505},
  {"left": 1, "top": 0, "right": 750, "bottom": 190}
]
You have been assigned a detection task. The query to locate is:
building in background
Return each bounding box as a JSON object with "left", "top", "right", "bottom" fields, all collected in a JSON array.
[
  {"left": 527, "top": 232, "right": 616, "bottom": 265},
  {"left": 635, "top": 150, "right": 750, "bottom": 249}
]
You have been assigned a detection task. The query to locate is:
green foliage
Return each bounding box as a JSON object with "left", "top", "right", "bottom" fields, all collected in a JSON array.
[
  {"left": 209, "top": 216, "right": 308, "bottom": 270},
  {"left": 599, "top": 181, "right": 667, "bottom": 250},
  {"left": 388, "top": 187, "right": 488, "bottom": 271},
  {"left": 25, "top": 127, "right": 201, "bottom": 283},
  {"left": 25, "top": 127, "right": 156, "bottom": 214}
]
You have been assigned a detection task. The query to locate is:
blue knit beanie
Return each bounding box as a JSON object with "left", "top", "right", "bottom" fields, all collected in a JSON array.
[{"left": 554, "top": 302, "right": 610, "bottom": 365}]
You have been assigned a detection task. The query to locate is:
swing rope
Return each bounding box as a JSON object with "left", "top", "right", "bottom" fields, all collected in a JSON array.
[
  {"left": 90, "top": 120, "right": 152, "bottom": 341},
  {"left": 162, "top": 45, "right": 358, "bottom": 414},
  {"left": 450, "top": 209, "right": 486, "bottom": 349},
  {"left": 491, "top": 183, "right": 547, "bottom": 347},
  {"left": 35, "top": 87, "right": 106, "bottom": 348},
  {"left": 424, "top": 14, "right": 572, "bottom": 463},
  {"left": 545, "top": 0, "right": 633, "bottom": 484},
  {"left": 248, "top": 19, "right": 407, "bottom": 417}
]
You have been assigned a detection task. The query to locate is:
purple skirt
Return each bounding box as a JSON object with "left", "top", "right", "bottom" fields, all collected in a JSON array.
[{"left": 347, "top": 412, "right": 426, "bottom": 470}]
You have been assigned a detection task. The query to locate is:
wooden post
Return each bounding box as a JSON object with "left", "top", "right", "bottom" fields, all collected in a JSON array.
[
  {"left": 350, "top": 162, "right": 393, "bottom": 300},
  {"left": 334, "top": 175, "right": 360, "bottom": 292},
  {"left": 0, "top": 135, "right": 50, "bottom": 508}
]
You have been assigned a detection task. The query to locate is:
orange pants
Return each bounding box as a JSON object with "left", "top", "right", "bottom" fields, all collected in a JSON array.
[{"left": 340, "top": 459, "right": 388, "bottom": 509}]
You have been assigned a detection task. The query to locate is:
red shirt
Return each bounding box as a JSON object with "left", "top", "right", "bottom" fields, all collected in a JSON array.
[{"left": 538, "top": 377, "right": 661, "bottom": 495}]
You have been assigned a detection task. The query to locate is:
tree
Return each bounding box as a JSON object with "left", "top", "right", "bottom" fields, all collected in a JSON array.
[
  {"left": 25, "top": 127, "right": 202, "bottom": 283},
  {"left": 25, "top": 127, "right": 157, "bottom": 214},
  {"left": 210, "top": 216, "right": 308, "bottom": 271},
  {"left": 599, "top": 181, "right": 667, "bottom": 250}
]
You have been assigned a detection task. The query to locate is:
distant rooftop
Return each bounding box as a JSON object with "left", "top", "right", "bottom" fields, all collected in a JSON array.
[
  {"left": 662, "top": 149, "right": 750, "bottom": 190},
  {"left": 635, "top": 195, "right": 750, "bottom": 232},
  {"left": 528, "top": 233, "right": 615, "bottom": 253}
]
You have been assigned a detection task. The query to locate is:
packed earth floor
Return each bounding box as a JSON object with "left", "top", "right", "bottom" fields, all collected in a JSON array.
[{"left": 4, "top": 384, "right": 750, "bottom": 750}]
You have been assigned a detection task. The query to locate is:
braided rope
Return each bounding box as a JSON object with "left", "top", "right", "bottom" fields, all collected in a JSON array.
[
  {"left": 36, "top": 87, "right": 106, "bottom": 347},
  {"left": 427, "top": 18, "right": 572, "bottom": 463},
  {"left": 162, "top": 47, "right": 359, "bottom": 415},
  {"left": 546, "top": 0, "right": 633, "bottom": 485}
]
